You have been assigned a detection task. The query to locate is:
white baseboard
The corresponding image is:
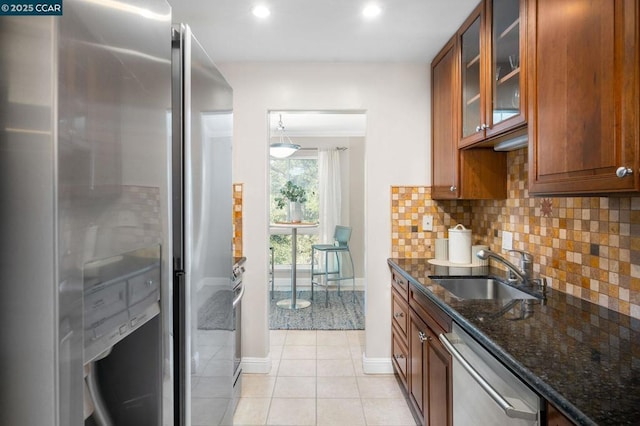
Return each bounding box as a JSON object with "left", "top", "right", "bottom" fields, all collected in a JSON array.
[
  {"left": 271, "top": 277, "right": 365, "bottom": 292},
  {"left": 241, "top": 356, "right": 272, "bottom": 374},
  {"left": 241, "top": 350, "right": 392, "bottom": 376},
  {"left": 362, "top": 353, "right": 394, "bottom": 374}
]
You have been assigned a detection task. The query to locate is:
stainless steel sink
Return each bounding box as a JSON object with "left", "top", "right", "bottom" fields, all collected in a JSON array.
[{"left": 432, "top": 278, "right": 539, "bottom": 300}]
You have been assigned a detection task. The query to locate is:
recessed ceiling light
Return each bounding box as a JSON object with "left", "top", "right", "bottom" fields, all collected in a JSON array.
[
  {"left": 362, "top": 4, "right": 381, "bottom": 19},
  {"left": 252, "top": 5, "right": 270, "bottom": 18}
]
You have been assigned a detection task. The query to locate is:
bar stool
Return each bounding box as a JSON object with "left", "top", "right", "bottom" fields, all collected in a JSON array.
[{"left": 310, "top": 225, "right": 355, "bottom": 307}]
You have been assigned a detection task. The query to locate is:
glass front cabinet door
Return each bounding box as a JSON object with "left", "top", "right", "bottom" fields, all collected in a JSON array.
[
  {"left": 459, "top": 0, "right": 525, "bottom": 148},
  {"left": 459, "top": 4, "right": 485, "bottom": 147},
  {"left": 488, "top": 0, "right": 525, "bottom": 135}
]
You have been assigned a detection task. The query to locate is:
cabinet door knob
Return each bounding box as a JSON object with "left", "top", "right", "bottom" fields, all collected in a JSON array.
[
  {"left": 394, "top": 354, "right": 406, "bottom": 360},
  {"left": 394, "top": 312, "right": 404, "bottom": 318},
  {"left": 418, "top": 331, "right": 427, "bottom": 343},
  {"left": 449, "top": 185, "right": 457, "bottom": 192},
  {"left": 476, "top": 124, "right": 489, "bottom": 132},
  {"left": 616, "top": 167, "right": 633, "bottom": 178}
]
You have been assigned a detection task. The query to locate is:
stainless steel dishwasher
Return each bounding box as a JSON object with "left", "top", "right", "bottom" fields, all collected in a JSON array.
[{"left": 439, "top": 323, "right": 541, "bottom": 426}]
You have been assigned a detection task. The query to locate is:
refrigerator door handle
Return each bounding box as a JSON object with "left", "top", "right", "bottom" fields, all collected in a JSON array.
[{"left": 232, "top": 281, "right": 245, "bottom": 308}]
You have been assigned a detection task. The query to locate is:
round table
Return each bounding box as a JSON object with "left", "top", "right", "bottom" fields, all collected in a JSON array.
[{"left": 271, "top": 222, "right": 318, "bottom": 309}]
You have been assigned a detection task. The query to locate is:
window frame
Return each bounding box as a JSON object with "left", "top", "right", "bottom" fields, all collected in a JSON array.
[{"left": 269, "top": 151, "right": 320, "bottom": 267}]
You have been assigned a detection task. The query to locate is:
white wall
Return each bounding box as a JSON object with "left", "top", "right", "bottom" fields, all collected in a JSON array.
[
  {"left": 219, "top": 62, "right": 431, "bottom": 371},
  {"left": 347, "top": 136, "right": 365, "bottom": 278}
]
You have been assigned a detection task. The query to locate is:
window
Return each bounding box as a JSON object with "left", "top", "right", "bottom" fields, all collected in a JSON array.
[{"left": 270, "top": 154, "right": 319, "bottom": 266}]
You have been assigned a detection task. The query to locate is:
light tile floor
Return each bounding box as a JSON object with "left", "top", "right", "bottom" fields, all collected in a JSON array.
[{"left": 233, "top": 330, "right": 418, "bottom": 426}]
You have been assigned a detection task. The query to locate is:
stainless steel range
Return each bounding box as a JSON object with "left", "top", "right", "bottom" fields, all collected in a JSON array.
[{"left": 232, "top": 261, "right": 246, "bottom": 409}]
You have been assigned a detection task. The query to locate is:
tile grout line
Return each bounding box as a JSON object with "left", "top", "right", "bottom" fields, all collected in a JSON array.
[{"left": 254, "top": 329, "right": 408, "bottom": 426}]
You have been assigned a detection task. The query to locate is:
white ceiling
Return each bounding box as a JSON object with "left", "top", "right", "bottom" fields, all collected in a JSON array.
[
  {"left": 169, "top": 0, "right": 479, "bottom": 135},
  {"left": 168, "top": 0, "right": 479, "bottom": 63}
]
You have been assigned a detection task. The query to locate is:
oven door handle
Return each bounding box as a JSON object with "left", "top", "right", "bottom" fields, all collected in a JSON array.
[
  {"left": 232, "top": 281, "right": 245, "bottom": 308},
  {"left": 439, "top": 333, "right": 537, "bottom": 421}
]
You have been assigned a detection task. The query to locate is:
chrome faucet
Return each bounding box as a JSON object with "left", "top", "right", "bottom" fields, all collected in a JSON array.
[{"left": 476, "top": 249, "right": 533, "bottom": 284}]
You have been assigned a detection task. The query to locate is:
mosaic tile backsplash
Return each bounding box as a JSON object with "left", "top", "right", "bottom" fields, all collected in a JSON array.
[
  {"left": 391, "top": 148, "right": 640, "bottom": 319},
  {"left": 60, "top": 185, "right": 163, "bottom": 268},
  {"left": 233, "top": 183, "right": 243, "bottom": 258}
]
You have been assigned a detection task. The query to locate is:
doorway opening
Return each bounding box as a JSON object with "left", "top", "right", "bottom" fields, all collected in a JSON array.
[{"left": 267, "top": 110, "right": 366, "bottom": 330}]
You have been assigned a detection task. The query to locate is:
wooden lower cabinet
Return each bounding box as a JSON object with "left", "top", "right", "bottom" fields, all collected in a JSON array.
[
  {"left": 546, "top": 402, "right": 577, "bottom": 426},
  {"left": 408, "top": 311, "right": 426, "bottom": 420},
  {"left": 391, "top": 330, "right": 409, "bottom": 390},
  {"left": 425, "top": 326, "right": 452, "bottom": 426},
  {"left": 391, "top": 287, "right": 410, "bottom": 390},
  {"left": 391, "top": 271, "right": 411, "bottom": 391},
  {"left": 408, "top": 310, "right": 452, "bottom": 426},
  {"left": 390, "top": 267, "right": 452, "bottom": 426},
  {"left": 390, "top": 267, "right": 579, "bottom": 426}
]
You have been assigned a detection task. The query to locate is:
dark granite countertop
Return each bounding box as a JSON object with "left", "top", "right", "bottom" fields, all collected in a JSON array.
[
  {"left": 388, "top": 258, "right": 640, "bottom": 426},
  {"left": 234, "top": 256, "right": 247, "bottom": 268}
]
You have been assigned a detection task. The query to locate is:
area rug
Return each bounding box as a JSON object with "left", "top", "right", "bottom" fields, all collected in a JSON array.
[{"left": 269, "top": 290, "right": 364, "bottom": 330}]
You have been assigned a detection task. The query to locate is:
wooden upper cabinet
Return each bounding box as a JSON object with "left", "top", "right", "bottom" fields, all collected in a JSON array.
[
  {"left": 431, "top": 36, "right": 507, "bottom": 201},
  {"left": 459, "top": 0, "right": 527, "bottom": 148},
  {"left": 528, "top": 0, "right": 640, "bottom": 194},
  {"left": 486, "top": 0, "right": 527, "bottom": 137},
  {"left": 459, "top": 3, "right": 486, "bottom": 147},
  {"left": 432, "top": 37, "right": 460, "bottom": 199}
]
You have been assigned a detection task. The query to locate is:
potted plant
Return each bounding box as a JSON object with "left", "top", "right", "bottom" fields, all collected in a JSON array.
[{"left": 275, "top": 180, "right": 307, "bottom": 223}]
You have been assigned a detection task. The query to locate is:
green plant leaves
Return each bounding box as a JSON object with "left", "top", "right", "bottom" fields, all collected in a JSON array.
[{"left": 275, "top": 180, "right": 308, "bottom": 209}]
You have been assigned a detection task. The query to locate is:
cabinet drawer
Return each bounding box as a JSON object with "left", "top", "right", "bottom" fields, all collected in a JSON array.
[
  {"left": 391, "top": 269, "right": 409, "bottom": 300},
  {"left": 391, "top": 330, "right": 409, "bottom": 390},
  {"left": 392, "top": 289, "right": 409, "bottom": 339},
  {"left": 410, "top": 286, "right": 452, "bottom": 335}
]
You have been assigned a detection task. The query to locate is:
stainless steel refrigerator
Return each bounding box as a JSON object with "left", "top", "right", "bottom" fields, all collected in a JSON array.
[
  {"left": 171, "top": 24, "right": 236, "bottom": 426},
  {"left": 0, "top": 3, "right": 235, "bottom": 425},
  {"left": 0, "top": 0, "right": 173, "bottom": 424}
]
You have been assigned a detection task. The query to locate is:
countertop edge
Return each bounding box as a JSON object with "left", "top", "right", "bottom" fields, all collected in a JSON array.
[{"left": 387, "top": 258, "right": 597, "bottom": 426}]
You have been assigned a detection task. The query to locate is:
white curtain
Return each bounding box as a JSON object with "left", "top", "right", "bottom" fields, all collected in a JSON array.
[{"left": 318, "top": 148, "right": 342, "bottom": 244}]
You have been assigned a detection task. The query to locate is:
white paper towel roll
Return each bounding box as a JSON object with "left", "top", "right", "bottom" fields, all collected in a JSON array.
[{"left": 448, "top": 224, "right": 471, "bottom": 264}]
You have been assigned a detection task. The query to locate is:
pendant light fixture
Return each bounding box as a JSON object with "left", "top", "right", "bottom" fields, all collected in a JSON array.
[{"left": 270, "top": 114, "right": 300, "bottom": 158}]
